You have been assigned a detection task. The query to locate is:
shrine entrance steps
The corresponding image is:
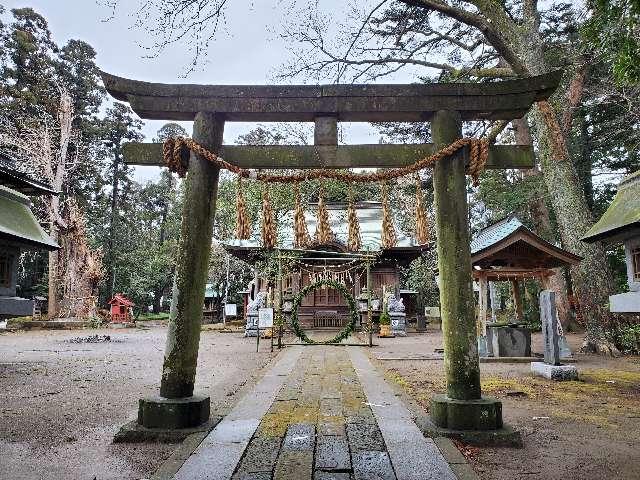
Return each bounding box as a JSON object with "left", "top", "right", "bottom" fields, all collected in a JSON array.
[{"left": 166, "top": 346, "right": 473, "bottom": 480}]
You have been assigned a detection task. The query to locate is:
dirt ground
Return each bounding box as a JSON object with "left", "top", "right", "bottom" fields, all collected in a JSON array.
[
  {"left": 0, "top": 326, "right": 278, "bottom": 480},
  {"left": 370, "top": 329, "right": 640, "bottom": 480},
  {"left": 2, "top": 326, "right": 639, "bottom": 480}
]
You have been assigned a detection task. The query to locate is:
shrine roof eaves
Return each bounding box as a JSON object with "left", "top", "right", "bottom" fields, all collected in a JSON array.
[
  {"left": 582, "top": 170, "right": 640, "bottom": 245},
  {"left": 0, "top": 185, "right": 59, "bottom": 251},
  {"left": 100, "top": 70, "right": 562, "bottom": 122},
  {"left": 471, "top": 216, "right": 581, "bottom": 267},
  {"left": 0, "top": 153, "right": 59, "bottom": 196}
]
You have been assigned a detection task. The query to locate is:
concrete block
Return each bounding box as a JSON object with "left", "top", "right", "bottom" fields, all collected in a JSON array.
[
  {"left": 234, "top": 436, "right": 282, "bottom": 473},
  {"left": 531, "top": 362, "right": 578, "bottom": 381},
  {"left": 314, "top": 472, "right": 351, "bottom": 480},
  {"left": 352, "top": 451, "right": 396, "bottom": 480},
  {"left": 434, "top": 437, "right": 467, "bottom": 464},
  {"left": 416, "top": 416, "right": 523, "bottom": 448},
  {"left": 450, "top": 462, "right": 480, "bottom": 480},
  {"left": 283, "top": 423, "right": 315, "bottom": 451},
  {"left": 346, "top": 421, "right": 385, "bottom": 451},
  {"left": 315, "top": 435, "right": 351, "bottom": 471},
  {"left": 274, "top": 451, "right": 313, "bottom": 480}
]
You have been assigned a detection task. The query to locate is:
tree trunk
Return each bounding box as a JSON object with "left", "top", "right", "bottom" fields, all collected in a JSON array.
[
  {"left": 513, "top": 117, "right": 572, "bottom": 328},
  {"left": 515, "top": 31, "right": 618, "bottom": 353},
  {"left": 152, "top": 289, "right": 162, "bottom": 314},
  {"left": 47, "top": 230, "right": 59, "bottom": 318},
  {"left": 106, "top": 152, "right": 121, "bottom": 301},
  {"left": 402, "top": 1, "right": 619, "bottom": 352},
  {"left": 532, "top": 104, "right": 617, "bottom": 353}
]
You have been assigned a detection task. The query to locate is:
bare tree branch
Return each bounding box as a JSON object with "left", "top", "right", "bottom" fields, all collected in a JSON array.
[{"left": 397, "top": 0, "right": 528, "bottom": 73}]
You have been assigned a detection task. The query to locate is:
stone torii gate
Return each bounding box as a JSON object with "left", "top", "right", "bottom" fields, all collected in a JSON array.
[{"left": 101, "top": 70, "right": 561, "bottom": 435}]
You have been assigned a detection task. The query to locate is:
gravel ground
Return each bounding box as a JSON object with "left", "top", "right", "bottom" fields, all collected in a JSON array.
[
  {"left": 368, "top": 328, "right": 640, "bottom": 480},
  {"left": 0, "top": 326, "right": 279, "bottom": 480}
]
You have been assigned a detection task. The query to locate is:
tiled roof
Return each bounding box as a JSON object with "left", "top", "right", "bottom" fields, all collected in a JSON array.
[
  {"left": 221, "top": 201, "right": 423, "bottom": 252},
  {"left": 470, "top": 216, "right": 524, "bottom": 255}
]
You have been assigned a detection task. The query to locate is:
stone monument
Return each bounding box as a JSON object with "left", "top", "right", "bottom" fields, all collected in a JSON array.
[
  {"left": 387, "top": 294, "right": 407, "bottom": 337},
  {"left": 245, "top": 291, "right": 267, "bottom": 337},
  {"left": 487, "top": 325, "right": 531, "bottom": 357},
  {"left": 531, "top": 290, "right": 578, "bottom": 380}
]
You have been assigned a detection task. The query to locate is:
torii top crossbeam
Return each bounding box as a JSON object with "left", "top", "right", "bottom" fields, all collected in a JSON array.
[{"left": 101, "top": 70, "right": 561, "bottom": 122}]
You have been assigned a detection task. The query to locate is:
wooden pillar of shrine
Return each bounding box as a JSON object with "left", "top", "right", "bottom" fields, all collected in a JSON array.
[
  {"left": 429, "top": 110, "right": 502, "bottom": 431},
  {"left": 138, "top": 112, "right": 224, "bottom": 429},
  {"left": 478, "top": 272, "right": 489, "bottom": 336}
]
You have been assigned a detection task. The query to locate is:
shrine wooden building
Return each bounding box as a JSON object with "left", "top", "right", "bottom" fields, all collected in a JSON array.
[
  {"left": 470, "top": 216, "right": 581, "bottom": 332},
  {"left": 221, "top": 201, "right": 428, "bottom": 328},
  {"left": 0, "top": 154, "right": 59, "bottom": 318}
]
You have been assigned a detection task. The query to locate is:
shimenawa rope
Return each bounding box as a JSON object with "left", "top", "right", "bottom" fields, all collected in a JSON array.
[{"left": 163, "top": 136, "right": 489, "bottom": 186}]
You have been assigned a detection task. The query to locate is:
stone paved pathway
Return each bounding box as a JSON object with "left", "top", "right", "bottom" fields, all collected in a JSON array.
[{"left": 172, "top": 346, "right": 459, "bottom": 480}]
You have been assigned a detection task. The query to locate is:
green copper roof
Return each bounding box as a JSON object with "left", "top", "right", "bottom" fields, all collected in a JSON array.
[
  {"left": 583, "top": 170, "right": 640, "bottom": 244},
  {"left": 471, "top": 217, "right": 523, "bottom": 254},
  {"left": 0, "top": 185, "right": 59, "bottom": 250}
]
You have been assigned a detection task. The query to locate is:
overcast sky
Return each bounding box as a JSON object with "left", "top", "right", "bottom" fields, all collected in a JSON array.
[{"left": 3, "top": 0, "right": 424, "bottom": 182}]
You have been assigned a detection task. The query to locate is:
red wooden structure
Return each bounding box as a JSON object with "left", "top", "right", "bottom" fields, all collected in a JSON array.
[{"left": 108, "top": 293, "right": 134, "bottom": 323}]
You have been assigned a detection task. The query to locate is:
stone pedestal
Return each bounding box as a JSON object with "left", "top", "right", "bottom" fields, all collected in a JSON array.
[
  {"left": 390, "top": 312, "right": 407, "bottom": 336},
  {"left": 245, "top": 313, "right": 258, "bottom": 337},
  {"left": 430, "top": 394, "right": 502, "bottom": 430},
  {"left": 531, "top": 362, "right": 578, "bottom": 381},
  {"left": 487, "top": 326, "right": 531, "bottom": 357},
  {"left": 138, "top": 394, "right": 210, "bottom": 429}
]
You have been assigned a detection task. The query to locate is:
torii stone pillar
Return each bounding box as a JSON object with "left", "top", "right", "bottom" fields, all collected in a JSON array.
[
  {"left": 429, "top": 110, "right": 502, "bottom": 431},
  {"left": 138, "top": 112, "right": 224, "bottom": 429}
]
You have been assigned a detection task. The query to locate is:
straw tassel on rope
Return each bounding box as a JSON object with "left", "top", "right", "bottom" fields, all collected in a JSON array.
[
  {"left": 381, "top": 182, "right": 397, "bottom": 249},
  {"left": 293, "top": 184, "right": 311, "bottom": 248},
  {"left": 261, "top": 185, "right": 277, "bottom": 249},
  {"left": 347, "top": 189, "right": 361, "bottom": 252},
  {"left": 315, "top": 184, "right": 334, "bottom": 244},
  {"left": 235, "top": 175, "right": 251, "bottom": 240},
  {"left": 415, "top": 175, "right": 429, "bottom": 244}
]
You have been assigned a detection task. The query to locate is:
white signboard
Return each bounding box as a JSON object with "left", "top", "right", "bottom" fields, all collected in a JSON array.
[
  {"left": 258, "top": 308, "right": 274, "bottom": 328},
  {"left": 425, "top": 306, "right": 441, "bottom": 318},
  {"left": 224, "top": 303, "right": 237, "bottom": 317}
]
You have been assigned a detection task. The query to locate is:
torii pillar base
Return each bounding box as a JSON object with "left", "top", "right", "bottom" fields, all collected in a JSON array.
[
  {"left": 430, "top": 394, "right": 502, "bottom": 430},
  {"left": 138, "top": 394, "right": 210, "bottom": 429},
  {"left": 114, "top": 395, "right": 217, "bottom": 443}
]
